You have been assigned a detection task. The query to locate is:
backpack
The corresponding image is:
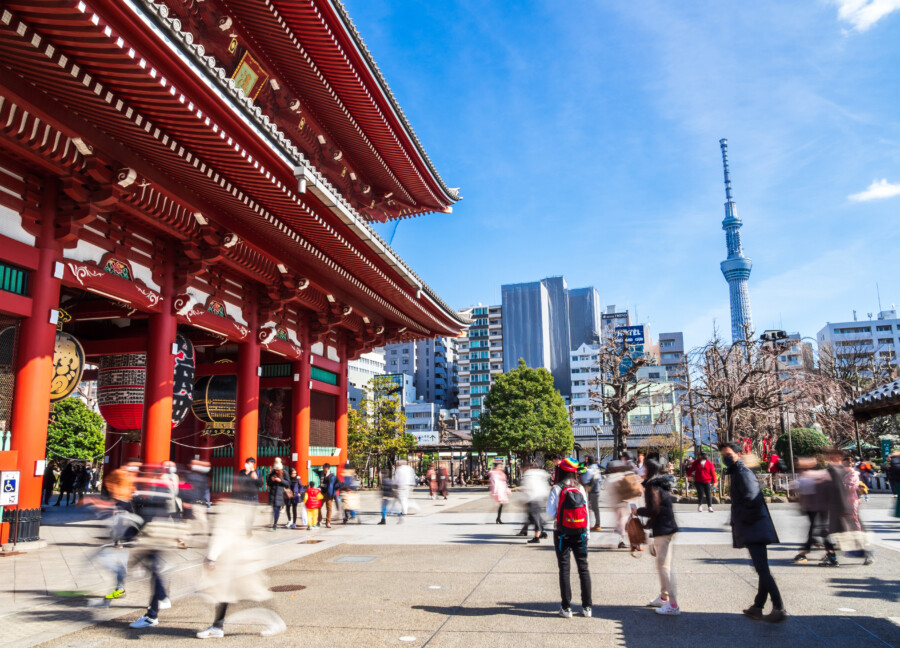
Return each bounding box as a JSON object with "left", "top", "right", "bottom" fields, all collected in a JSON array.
[
  {"left": 615, "top": 473, "right": 644, "bottom": 502},
  {"left": 556, "top": 485, "right": 588, "bottom": 535}
]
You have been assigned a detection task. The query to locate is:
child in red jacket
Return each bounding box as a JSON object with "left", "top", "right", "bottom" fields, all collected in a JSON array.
[
  {"left": 304, "top": 485, "right": 324, "bottom": 529},
  {"left": 689, "top": 452, "right": 718, "bottom": 512}
]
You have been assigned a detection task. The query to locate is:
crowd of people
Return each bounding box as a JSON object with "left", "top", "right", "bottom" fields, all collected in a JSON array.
[
  {"left": 41, "top": 460, "right": 101, "bottom": 507},
  {"left": 63, "top": 444, "right": 898, "bottom": 634}
]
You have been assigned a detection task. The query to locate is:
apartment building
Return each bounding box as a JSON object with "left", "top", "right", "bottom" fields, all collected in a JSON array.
[
  {"left": 348, "top": 349, "right": 387, "bottom": 408},
  {"left": 658, "top": 331, "right": 686, "bottom": 379},
  {"left": 818, "top": 310, "right": 900, "bottom": 372},
  {"left": 383, "top": 337, "right": 459, "bottom": 409},
  {"left": 457, "top": 304, "right": 503, "bottom": 431}
]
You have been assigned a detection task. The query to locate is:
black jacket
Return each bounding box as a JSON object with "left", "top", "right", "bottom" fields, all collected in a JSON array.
[
  {"left": 235, "top": 468, "right": 262, "bottom": 502},
  {"left": 726, "top": 459, "right": 778, "bottom": 548},
  {"left": 267, "top": 470, "right": 287, "bottom": 506},
  {"left": 637, "top": 476, "right": 678, "bottom": 537}
]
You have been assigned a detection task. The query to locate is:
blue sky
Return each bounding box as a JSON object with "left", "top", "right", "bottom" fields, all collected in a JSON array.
[{"left": 346, "top": 0, "right": 900, "bottom": 349}]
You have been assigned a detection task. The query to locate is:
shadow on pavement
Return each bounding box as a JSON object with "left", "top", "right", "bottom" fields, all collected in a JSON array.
[{"left": 828, "top": 577, "right": 900, "bottom": 602}]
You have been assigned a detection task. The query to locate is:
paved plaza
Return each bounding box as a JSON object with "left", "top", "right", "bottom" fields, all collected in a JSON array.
[{"left": 1, "top": 489, "right": 898, "bottom": 648}]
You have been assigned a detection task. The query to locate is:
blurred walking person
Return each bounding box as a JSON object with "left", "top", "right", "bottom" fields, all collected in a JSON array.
[
  {"left": 129, "top": 465, "right": 183, "bottom": 629},
  {"left": 184, "top": 460, "right": 211, "bottom": 543},
  {"left": 719, "top": 443, "right": 786, "bottom": 624},
  {"left": 604, "top": 456, "right": 642, "bottom": 549},
  {"left": 341, "top": 464, "right": 361, "bottom": 523},
  {"left": 636, "top": 459, "right": 680, "bottom": 615},
  {"left": 792, "top": 457, "right": 832, "bottom": 564},
  {"left": 841, "top": 455, "right": 874, "bottom": 565},
  {"left": 196, "top": 498, "right": 285, "bottom": 638},
  {"left": 489, "top": 459, "right": 509, "bottom": 524},
  {"left": 377, "top": 468, "right": 398, "bottom": 524},
  {"left": 235, "top": 457, "right": 262, "bottom": 532},
  {"left": 320, "top": 463, "right": 338, "bottom": 528},
  {"left": 426, "top": 464, "right": 438, "bottom": 500},
  {"left": 438, "top": 463, "right": 450, "bottom": 499},
  {"left": 548, "top": 458, "right": 591, "bottom": 618},
  {"left": 580, "top": 456, "right": 602, "bottom": 531},
  {"left": 394, "top": 460, "right": 417, "bottom": 519},
  {"left": 519, "top": 462, "right": 550, "bottom": 543}
]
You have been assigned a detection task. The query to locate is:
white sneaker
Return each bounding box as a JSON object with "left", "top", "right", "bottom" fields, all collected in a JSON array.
[
  {"left": 157, "top": 597, "right": 171, "bottom": 610},
  {"left": 197, "top": 626, "right": 225, "bottom": 639},
  {"left": 698, "top": 506, "right": 703, "bottom": 512},
  {"left": 558, "top": 606, "right": 573, "bottom": 618},
  {"left": 647, "top": 596, "right": 667, "bottom": 607},
  {"left": 708, "top": 508, "right": 715, "bottom": 513},
  {"left": 655, "top": 602, "right": 681, "bottom": 616},
  {"left": 581, "top": 606, "right": 592, "bottom": 618},
  {"left": 129, "top": 615, "right": 159, "bottom": 628}
]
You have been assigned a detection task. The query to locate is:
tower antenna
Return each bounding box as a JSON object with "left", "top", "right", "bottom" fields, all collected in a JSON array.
[{"left": 719, "top": 139, "right": 753, "bottom": 343}]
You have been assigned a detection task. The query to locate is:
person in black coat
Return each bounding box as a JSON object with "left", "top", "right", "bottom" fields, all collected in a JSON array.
[
  {"left": 720, "top": 442, "right": 786, "bottom": 624},
  {"left": 636, "top": 460, "right": 680, "bottom": 615}
]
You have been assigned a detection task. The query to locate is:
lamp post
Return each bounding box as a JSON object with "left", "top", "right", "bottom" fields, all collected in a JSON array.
[{"left": 760, "top": 330, "right": 794, "bottom": 478}]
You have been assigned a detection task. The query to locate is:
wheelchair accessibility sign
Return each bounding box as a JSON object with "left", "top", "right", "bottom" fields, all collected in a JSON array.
[{"left": 1, "top": 471, "right": 20, "bottom": 506}]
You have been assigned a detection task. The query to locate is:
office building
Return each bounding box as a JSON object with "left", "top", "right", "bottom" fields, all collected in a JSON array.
[
  {"left": 457, "top": 304, "right": 504, "bottom": 431},
  {"left": 501, "top": 277, "right": 601, "bottom": 396}
]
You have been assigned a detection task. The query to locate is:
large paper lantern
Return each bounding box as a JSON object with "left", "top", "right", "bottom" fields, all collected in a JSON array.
[
  {"left": 172, "top": 334, "right": 195, "bottom": 427},
  {"left": 50, "top": 332, "right": 85, "bottom": 402},
  {"left": 98, "top": 352, "right": 146, "bottom": 431},
  {"left": 192, "top": 374, "right": 237, "bottom": 435},
  {"left": 99, "top": 334, "right": 196, "bottom": 431}
]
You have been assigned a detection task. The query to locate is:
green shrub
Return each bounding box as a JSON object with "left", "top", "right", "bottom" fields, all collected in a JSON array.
[{"left": 775, "top": 427, "right": 830, "bottom": 459}]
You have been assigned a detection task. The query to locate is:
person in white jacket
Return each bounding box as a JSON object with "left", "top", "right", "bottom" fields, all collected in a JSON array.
[
  {"left": 520, "top": 464, "right": 550, "bottom": 543},
  {"left": 394, "top": 460, "right": 417, "bottom": 518}
]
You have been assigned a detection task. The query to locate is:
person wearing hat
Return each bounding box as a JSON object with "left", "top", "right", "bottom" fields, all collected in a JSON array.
[{"left": 546, "top": 457, "right": 592, "bottom": 618}]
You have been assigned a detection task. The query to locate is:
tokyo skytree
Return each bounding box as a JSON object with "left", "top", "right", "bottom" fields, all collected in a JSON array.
[{"left": 719, "top": 139, "right": 753, "bottom": 343}]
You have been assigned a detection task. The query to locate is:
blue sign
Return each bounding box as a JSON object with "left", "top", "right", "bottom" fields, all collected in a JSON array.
[
  {"left": 615, "top": 326, "right": 645, "bottom": 345},
  {"left": 0, "top": 470, "right": 19, "bottom": 505}
]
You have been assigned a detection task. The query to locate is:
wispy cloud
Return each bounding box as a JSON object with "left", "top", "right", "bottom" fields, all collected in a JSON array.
[
  {"left": 848, "top": 178, "right": 900, "bottom": 201},
  {"left": 834, "top": 0, "right": 900, "bottom": 31}
]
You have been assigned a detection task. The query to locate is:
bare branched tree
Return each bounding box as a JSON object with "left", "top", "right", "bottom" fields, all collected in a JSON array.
[
  {"left": 587, "top": 334, "right": 657, "bottom": 456},
  {"left": 690, "top": 326, "right": 797, "bottom": 444}
]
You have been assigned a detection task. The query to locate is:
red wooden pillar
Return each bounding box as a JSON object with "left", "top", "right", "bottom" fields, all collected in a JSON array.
[
  {"left": 9, "top": 180, "right": 61, "bottom": 513},
  {"left": 235, "top": 301, "right": 260, "bottom": 471},
  {"left": 291, "top": 345, "right": 311, "bottom": 484},
  {"left": 141, "top": 253, "right": 176, "bottom": 464},
  {"left": 336, "top": 337, "right": 349, "bottom": 478}
]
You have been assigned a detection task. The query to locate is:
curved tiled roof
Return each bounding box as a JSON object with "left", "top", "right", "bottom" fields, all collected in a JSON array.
[
  {"left": 843, "top": 378, "right": 900, "bottom": 419},
  {"left": 328, "top": 0, "right": 460, "bottom": 202}
]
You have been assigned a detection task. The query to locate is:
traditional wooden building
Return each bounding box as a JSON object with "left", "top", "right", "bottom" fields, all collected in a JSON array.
[{"left": 0, "top": 0, "right": 464, "bottom": 542}]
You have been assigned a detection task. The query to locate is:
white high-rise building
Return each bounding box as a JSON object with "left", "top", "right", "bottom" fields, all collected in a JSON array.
[
  {"left": 348, "top": 349, "right": 386, "bottom": 408},
  {"left": 818, "top": 310, "right": 900, "bottom": 374},
  {"left": 457, "top": 304, "right": 503, "bottom": 431}
]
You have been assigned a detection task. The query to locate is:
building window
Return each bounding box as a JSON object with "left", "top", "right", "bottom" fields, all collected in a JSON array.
[
  {"left": 877, "top": 325, "right": 893, "bottom": 332},
  {"left": 660, "top": 340, "right": 676, "bottom": 348},
  {"left": 834, "top": 327, "right": 872, "bottom": 335}
]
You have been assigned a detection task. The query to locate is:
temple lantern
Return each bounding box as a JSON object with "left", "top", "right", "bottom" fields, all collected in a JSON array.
[
  {"left": 172, "top": 334, "right": 195, "bottom": 427},
  {"left": 98, "top": 352, "right": 146, "bottom": 431},
  {"left": 191, "top": 374, "right": 237, "bottom": 435},
  {"left": 98, "top": 333, "right": 196, "bottom": 431}
]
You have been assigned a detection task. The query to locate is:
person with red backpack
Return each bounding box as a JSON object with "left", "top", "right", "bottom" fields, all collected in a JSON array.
[{"left": 546, "top": 457, "right": 592, "bottom": 618}]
